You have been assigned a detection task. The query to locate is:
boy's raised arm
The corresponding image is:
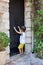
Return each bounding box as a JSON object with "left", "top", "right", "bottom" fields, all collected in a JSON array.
[
  {"left": 14, "top": 27, "right": 22, "bottom": 34},
  {"left": 18, "top": 26, "right": 21, "bottom": 32}
]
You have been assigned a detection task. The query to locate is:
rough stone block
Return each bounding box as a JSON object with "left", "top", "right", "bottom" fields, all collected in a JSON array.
[
  {"left": 25, "top": 7, "right": 31, "bottom": 12},
  {"left": 25, "top": 19, "right": 31, "bottom": 27},
  {"left": 26, "top": 27, "right": 31, "bottom": 31},
  {"left": 25, "top": 2, "right": 31, "bottom": 7},
  {"left": 25, "top": 31, "right": 32, "bottom": 37},
  {"left": 25, "top": 11, "right": 30, "bottom": 18},
  {"left": 25, "top": 43, "right": 32, "bottom": 53},
  {"left": 25, "top": 37, "right": 32, "bottom": 43}
]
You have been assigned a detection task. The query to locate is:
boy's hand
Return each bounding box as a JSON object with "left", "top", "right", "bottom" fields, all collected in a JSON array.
[
  {"left": 14, "top": 27, "right": 16, "bottom": 30},
  {"left": 18, "top": 26, "right": 20, "bottom": 28}
]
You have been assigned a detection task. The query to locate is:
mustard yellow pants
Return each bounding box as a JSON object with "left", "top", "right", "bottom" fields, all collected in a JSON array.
[{"left": 18, "top": 43, "right": 24, "bottom": 49}]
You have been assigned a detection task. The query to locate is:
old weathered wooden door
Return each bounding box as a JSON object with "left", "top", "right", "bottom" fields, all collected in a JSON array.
[{"left": 9, "top": 0, "right": 24, "bottom": 56}]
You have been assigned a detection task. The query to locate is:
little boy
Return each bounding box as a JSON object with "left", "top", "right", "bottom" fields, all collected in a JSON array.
[{"left": 14, "top": 26, "right": 26, "bottom": 54}]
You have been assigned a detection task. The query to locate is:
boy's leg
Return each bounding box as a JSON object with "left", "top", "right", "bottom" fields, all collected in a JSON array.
[
  {"left": 22, "top": 48, "right": 23, "bottom": 54},
  {"left": 21, "top": 44, "right": 24, "bottom": 54},
  {"left": 18, "top": 44, "right": 24, "bottom": 54},
  {"left": 19, "top": 48, "right": 22, "bottom": 54}
]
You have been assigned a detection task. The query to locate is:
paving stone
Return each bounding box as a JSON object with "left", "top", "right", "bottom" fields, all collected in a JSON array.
[{"left": 6, "top": 53, "right": 43, "bottom": 65}]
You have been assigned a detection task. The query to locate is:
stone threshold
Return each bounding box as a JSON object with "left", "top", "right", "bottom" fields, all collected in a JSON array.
[{"left": 6, "top": 52, "right": 29, "bottom": 65}]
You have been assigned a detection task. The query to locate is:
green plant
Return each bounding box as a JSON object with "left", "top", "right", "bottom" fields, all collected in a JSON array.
[
  {"left": 0, "top": 32, "right": 10, "bottom": 51},
  {"left": 33, "top": 10, "right": 43, "bottom": 58}
]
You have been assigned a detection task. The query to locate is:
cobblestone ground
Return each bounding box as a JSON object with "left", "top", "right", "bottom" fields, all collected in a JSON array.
[{"left": 6, "top": 53, "right": 43, "bottom": 65}]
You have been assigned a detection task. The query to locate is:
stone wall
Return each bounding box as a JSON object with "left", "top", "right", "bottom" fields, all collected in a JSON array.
[
  {"left": 24, "top": 1, "right": 32, "bottom": 53},
  {"left": 0, "top": 0, "right": 9, "bottom": 36},
  {"left": 0, "top": 0, "right": 10, "bottom": 61}
]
